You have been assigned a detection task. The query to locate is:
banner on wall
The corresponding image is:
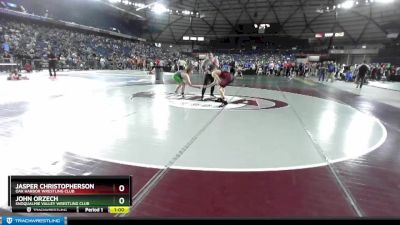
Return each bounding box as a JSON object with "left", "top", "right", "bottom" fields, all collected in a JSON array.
[
  {"left": 308, "top": 55, "right": 320, "bottom": 62},
  {"left": 198, "top": 54, "right": 207, "bottom": 60},
  {"left": 296, "top": 58, "right": 308, "bottom": 64}
]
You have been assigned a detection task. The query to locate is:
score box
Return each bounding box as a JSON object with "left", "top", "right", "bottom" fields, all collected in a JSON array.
[
  {"left": 8, "top": 176, "right": 132, "bottom": 213},
  {"left": 11, "top": 195, "right": 130, "bottom": 207},
  {"left": 9, "top": 176, "right": 131, "bottom": 195}
]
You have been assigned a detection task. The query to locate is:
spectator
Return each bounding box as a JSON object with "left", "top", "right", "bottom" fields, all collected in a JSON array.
[
  {"left": 356, "top": 61, "right": 370, "bottom": 89},
  {"left": 3, "top": 51, "right": 12, "bottom": 63},
  {"left": 47, "top": 49, "right": 57, "bottom": 77}
]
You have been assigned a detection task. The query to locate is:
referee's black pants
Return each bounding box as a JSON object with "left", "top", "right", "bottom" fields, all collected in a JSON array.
[
  {"left": 49, "top": 63, "right": 56, "bottom": 77},
  {"left": 201, "top": 73, "right": 215, "bottom": 98}
]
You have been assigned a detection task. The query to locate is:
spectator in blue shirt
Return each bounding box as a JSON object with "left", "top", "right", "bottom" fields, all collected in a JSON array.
[
  {"left": 326, "top": 61, "right": 336, "bottom": 82},
  {"left": 2, "top": 41, "right": 10, "bottom": 52}
]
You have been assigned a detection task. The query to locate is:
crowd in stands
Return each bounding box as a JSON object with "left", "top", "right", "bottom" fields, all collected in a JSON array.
[
  {"left": 0, "top": 17, "right": 184, "bottom": 71},
  {"left": 304, "top": 62, "right": 400, "bottom": 82},
  {"left": 217, "top": 52, "right": 294, "bottom": 71},
  {"left": 216, "top": 53, "right": 400, "bottom": 82},
  {"left": 1, "top": 16, "right": 399, "bottom": 82}
]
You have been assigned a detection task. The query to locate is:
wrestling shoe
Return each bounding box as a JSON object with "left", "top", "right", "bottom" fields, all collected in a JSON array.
[
  {"left": 218, "top": 100, "right": 228, "bottom": 108},
  {"left": 215, "top": 98, "right": 224, "bottom": 103}
]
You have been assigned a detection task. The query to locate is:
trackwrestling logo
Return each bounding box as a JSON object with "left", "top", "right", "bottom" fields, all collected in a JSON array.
[
  {"left": 2, "top": 217, "right": 64, "bottom": 225},
  {"left": 130, "top": 91, "right": 288, "bottom": 110}
]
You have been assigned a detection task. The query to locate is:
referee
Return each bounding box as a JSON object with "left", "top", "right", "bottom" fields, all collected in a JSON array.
[
  {"left": 47, "top": 50, "right": 57, "bottom": 78},
  {"left": 201, "top": 53, "right": 219, "bottom": 101}
]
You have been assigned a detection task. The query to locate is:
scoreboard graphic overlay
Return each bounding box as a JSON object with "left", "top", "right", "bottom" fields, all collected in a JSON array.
[{"left": 8, "top": 176, "right": 132, "bottom": 214}]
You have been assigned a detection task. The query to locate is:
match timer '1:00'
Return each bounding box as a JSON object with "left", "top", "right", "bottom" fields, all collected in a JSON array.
[{"left": 109, "top": 206, "right": 130, "bottom": 214}]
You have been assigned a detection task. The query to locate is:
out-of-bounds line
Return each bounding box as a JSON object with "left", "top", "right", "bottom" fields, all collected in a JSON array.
[
  {"left": 367, "top": 83, "right": 400, "bottom": 93},
  {"left": 275, "top": 85, "right": 364, "bottom": 217},
  {"left": 116, "top": 86, "right": 243, "bottom": 217},
  {"left": 312, "top": 81, "right": 400, "bottom": 134}
]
